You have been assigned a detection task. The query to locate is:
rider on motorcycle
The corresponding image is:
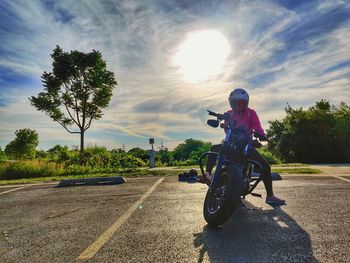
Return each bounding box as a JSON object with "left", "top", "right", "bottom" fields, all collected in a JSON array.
[{"left": 205, "top": 88, "right": 286, "bottom": 205}]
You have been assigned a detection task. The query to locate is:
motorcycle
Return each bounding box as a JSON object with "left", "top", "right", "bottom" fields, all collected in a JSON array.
[{"left": 199, "top": 110, "right": 266, "bottom": 226}]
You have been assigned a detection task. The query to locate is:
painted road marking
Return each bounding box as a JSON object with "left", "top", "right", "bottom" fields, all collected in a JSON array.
[
  {"left": 282, "top": 174, "right": 350, "bottom": 183},
  {"left": 77, "top": 178, "right": 164, "bottom": 260},
  {"left": 0, "top": 186, "right": 27, "bottom": 195},
  {"left": 332, "top": 176, "right": 350, "bottom": 184},
  {"left": 0, "top": 182, "right": 58, "bottom": 189}
]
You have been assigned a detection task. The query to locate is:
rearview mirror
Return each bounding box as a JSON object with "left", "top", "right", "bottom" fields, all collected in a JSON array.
[{"left": 207, "top": 119, "right": 219, "bottom": 128}]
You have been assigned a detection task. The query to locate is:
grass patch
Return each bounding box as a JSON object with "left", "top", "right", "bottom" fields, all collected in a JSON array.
[
  {"left": 0, "top": 165, "right": 322, "bottom": 185},
  {"left": 272, "top": 163, "right": 309, "bottom": 167},
  {"left": 0, "top": 169, "right": 180, "bottom": 185},
  {"left": 173, "top": 166, "right": 196, "bottom": 170},
  {"left": 272, "top": 167, "right": 321, "bottom": 174},
  {"left": 0, "top": 173, "right": 111, "bottom": 185},
  {"left": 0, "top": 160, "right": 64, "bottom": 179}
]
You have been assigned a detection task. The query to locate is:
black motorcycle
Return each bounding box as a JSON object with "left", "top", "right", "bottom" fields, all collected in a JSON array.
[{"left": 199, "top": 110, "right": 265, "bottom": 226}]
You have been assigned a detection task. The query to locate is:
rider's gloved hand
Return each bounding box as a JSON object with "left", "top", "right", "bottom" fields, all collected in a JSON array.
[
  {"left": 258, "top": 134, "right": 268, "bottom": 141},
  {"left": 252, "top": 139, "right": 262, "bottom": 148},
  {"left": 223, "top": 112, "right": 231, "bottom": 121}
]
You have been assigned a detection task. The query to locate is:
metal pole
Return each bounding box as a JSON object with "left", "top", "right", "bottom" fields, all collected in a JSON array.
[{"left": 149, "top": 138, "right": 155, "bottom": 168}]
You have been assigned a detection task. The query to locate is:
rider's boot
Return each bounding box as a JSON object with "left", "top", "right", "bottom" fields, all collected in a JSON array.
[{"left": 266, "top": 195, "right": 286, "bottom": 205}]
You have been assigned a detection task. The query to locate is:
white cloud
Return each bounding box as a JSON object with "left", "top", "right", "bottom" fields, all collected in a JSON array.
[{"left": 1, "top": 0, "right": 349, "bottom": 150}]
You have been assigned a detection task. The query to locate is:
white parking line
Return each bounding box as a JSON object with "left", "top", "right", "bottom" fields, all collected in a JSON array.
[
  {"left": 76, "top": 178, "right": 164, "bottom": 261},
  {"left": 0, "top": 186, "right": 28, "bottom": 195},
  {"left": 332, "top": 175, "right": 350, "bottom": 184},
  {"left": 0, "top": 182, "right": 58, "bottom": 189},
  {"left": 282, "top": 174, "right": 350, "bottom": 184}
]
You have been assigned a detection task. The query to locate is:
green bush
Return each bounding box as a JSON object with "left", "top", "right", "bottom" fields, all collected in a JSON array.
[
  {"left": 258, "top": 148, "right": 281, "bottom": 165},
  {"left": 0, "top": 163, "right": 6, "bottom": 177},
  {"left": 128, "top": 147, "right": 149, "bottom": 162},
  {"left": 0, "top": 160, "right": 64, "bottom": 180},
  {"left": 35, "top": 150, "right": 48, "bottom": 160},
  {"left": 64, "top": 164, "right": 100, "bottom": 175},
  {"left": 267, "top": 100, "right": 350, "bottom": 162},
  {"left": 156, "top": 148, "right": 174, "bottom": 166},
  {"left": 118, "top": 154, "right": 144, "bottom": 171},
  {"left": 0, "top": 147, "right": 7, "bottom": 161},
  {"left": 82, "top": 146, "right": 111, "bottom": 167},
  {"left": 173, "top": 138, "right": 211, "bottom": 161},
  {"left": 48, "top": 145, "right": 70, "bottom": 162}
]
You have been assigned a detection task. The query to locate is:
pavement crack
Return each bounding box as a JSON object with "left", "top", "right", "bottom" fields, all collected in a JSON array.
[{"left": 42, "top": 208, "right": 81, "bottom": 220}]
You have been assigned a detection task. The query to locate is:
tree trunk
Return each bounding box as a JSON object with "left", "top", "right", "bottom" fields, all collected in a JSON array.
[{"left": 80, "top": 130, "right": 84, "bottom": 164}]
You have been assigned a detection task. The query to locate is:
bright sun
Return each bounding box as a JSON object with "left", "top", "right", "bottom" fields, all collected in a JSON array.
[{"left": 173, "top": 30, "right": 231, "bottom": 83}]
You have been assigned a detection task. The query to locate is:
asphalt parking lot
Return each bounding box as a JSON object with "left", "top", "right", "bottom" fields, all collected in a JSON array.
[{"left": 0, "top": 167, "right": 349, "bottom": 263}]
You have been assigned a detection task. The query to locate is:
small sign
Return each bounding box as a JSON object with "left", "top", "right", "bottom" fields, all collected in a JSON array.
[{"left": 149, "top": 138, "right": 154, "bottom": 144}]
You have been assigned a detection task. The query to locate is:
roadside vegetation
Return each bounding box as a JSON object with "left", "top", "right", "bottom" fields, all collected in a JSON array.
[
  {"left": 271, "top": 167, "right": 322, "bottom": 174},
  {"left": 1, "top": 135, "right": 284, "bottom": 183},
  {"left": 0, "top": 164, "right": 321, "bottom": 186},
  {"left": 0, "top": 169, "right": 178, "bottom": 185},
  {"left": 1, "top": 46, "right": 346, "bottom": 184},
  {"left": 267, "top": 100, "right": 350, "bottom": 163},
  {"left": 0, "top": 134, "right": 320, "bottom": 185},
  {"left": 3, "top": 100, "right": 346, "bottom": 184},
  {"left": 271, "top": 163, "right": 309, "bottom": 167}
]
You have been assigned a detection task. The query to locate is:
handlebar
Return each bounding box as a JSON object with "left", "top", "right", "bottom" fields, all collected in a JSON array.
[
  {"left": 207, "top": 110, "right": 224, "bottom": 120},
  {"left": 253, "top": 131, "right": 268, "bottom": 142},
  {"left": 207, "top": 110, "right": 268, "bottom": 142}
]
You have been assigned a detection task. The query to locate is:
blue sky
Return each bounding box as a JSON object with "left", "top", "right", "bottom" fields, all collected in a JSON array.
[{"left": 0, "top": 0, "right": 349, "bottom": 150}]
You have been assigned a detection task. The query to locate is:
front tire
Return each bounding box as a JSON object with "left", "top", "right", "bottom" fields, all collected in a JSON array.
[{"left": 203, "top": 165, "right": 243, "bottom": 226}]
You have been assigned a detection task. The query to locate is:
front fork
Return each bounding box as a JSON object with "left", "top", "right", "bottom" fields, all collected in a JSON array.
[
  {"left": 210, "top": 129, "right": 232, "bottom": 190},
  {"left": 199, "top": 148, "right": 264, "bottom": 197},
  {"left": 199, "top": 125, "right": 264, "bottom": 196}
]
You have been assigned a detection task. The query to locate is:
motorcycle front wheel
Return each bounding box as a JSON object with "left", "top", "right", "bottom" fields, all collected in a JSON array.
[{"left": 203, "top": 165, "right": 243, "bottom": 226}]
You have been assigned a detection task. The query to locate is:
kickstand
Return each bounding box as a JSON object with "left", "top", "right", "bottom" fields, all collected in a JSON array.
[{"left": 251, "top": 192, "right": 262, "bottom": 198}]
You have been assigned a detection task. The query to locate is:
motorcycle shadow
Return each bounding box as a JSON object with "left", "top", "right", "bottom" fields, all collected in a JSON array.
[{"left": 193, "top": 201, "right": 319, "bottom": 263}]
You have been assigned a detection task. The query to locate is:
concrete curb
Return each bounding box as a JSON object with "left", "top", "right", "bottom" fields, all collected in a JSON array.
[{"left": 57, "top": 176, "right": 126, "bottom": 187}]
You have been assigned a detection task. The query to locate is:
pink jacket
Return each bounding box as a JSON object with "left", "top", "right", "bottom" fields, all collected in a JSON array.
[{"left": 224, "top": 108, "right": 266, "bottom": 137}]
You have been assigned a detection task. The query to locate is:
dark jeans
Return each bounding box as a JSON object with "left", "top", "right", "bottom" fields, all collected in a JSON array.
[{"left": 206, "top": 144, "right": 273, "bottom": 196}]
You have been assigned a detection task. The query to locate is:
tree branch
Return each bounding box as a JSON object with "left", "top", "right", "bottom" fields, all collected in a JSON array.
[
  {"left": 56, "top": 119, "right": 81, "bottom": 134},
  {"left": 84, "top": 116, "right": 94, "bottom": 131},
  {"left": 81, "top": 70, "right": 88, "bottom": 131},
  {"left": 68, "top": 78, "right": 82, "bottom": 127},
  {"left": 64, "top": 104, "right": 81, "bottom": 128},
  {"left": 75, "top": 104, "right": 81, "bottom": 127},
  {"left": 62, "top": 81, "right": 81, "bottom": 128}
]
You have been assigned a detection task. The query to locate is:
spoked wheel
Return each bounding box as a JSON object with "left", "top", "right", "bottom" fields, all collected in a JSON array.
[
  {"left": 206, "top": 175, "right": 229, "bottom": 215},
  {"left": 203, "top": 165, "right": 243, "bottom": 227}
]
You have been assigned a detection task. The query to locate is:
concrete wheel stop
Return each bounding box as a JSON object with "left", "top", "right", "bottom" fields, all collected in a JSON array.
[
  {"left": 57, "top": 176, "right": 126, "bottom": 187},
  {"left": 271, "top": 172, "right": 282, "bottom": 180}
]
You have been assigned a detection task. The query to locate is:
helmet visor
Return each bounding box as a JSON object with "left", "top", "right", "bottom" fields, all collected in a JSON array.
[{"left": 230, "top": 100, "right": 248, "bottom": 112}]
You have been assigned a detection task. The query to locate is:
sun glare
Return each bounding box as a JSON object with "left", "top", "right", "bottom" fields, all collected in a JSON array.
[{"left": 173, "top": 30, "right": 231, "bottom": 83}]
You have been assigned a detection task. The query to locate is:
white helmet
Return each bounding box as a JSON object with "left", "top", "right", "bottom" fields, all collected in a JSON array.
[{"left": 228, "top": 88, "right": 249, "bottom": 111}]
